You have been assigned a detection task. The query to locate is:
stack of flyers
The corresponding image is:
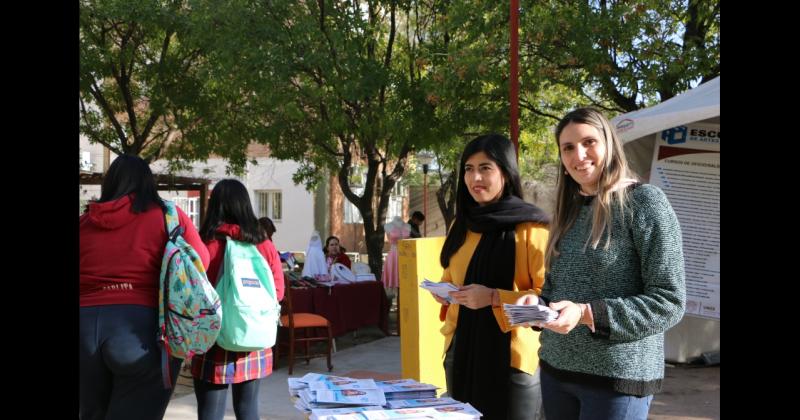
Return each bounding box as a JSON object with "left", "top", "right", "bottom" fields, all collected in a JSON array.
[
  {"left": 298, "top": 390, "right": 349, "bottom": 411},
  {"left": 315, "top": 389, "right": 387, "bottom": 406},
  {"left": 288, "top": 377, "right": 307, "bottom": 397},
  {"left": 310, "top": 378, "right": 379, "bottom": 392},
  {"left": 310, "top": 406, "right": 385, "bottom": 420},
  {"left": 375, "top": 379, "right": 418, "bottom": 387},
  {"left": 300, "top": 373, "right": 356, "bottom": 384},
  {"left": 359, "top": 403, "right": 482, "bottom": 419},
  {"left": 292, "top": 374, "right": 378, "bottom": 412},
  {"left": 377, "top": 380, "right": 438, "bottom": 400},
  {"left": 502, "top": 303, "right": 559, "bottom": 326},
  {"left": 385, "top": 397, "right": 460, "bottom": 409},
  {"left": 291, "top": 373, "right": 472, "bottom": 418},
  {"left": 419, "top": 279, "right": 459, "bottom": 303},
  {"left": 290, "top": 374, "right": 370, "bottom": 398}
]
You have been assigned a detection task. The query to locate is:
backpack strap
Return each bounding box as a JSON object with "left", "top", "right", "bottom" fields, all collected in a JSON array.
[
  {"left": 160, "top": 199, "right": 180, "bottom": 389},
  {"left": 162, "top": 200, "right": 184, "bottom": 243}
]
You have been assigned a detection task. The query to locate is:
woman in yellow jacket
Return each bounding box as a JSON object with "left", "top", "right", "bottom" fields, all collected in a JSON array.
[{"left": 430, "top": 134, "right": 549, "bottom": 420}]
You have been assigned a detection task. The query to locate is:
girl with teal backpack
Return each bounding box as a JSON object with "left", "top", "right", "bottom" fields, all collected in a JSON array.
[{"left": 190, "top": 179, "right": 285, "bottom": 420}]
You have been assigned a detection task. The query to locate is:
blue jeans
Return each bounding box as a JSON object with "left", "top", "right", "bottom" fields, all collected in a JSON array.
[
  {"left": 79, "top": 305, "right": 181, "bottom": 420},
  {"left": 540, "top": 367, "right": 654, "bottom": 420},
  {"left": 193, "top": 378, "right": 261, "bottom": 420}
]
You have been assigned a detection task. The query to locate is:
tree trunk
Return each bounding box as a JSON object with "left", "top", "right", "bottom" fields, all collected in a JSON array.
[{"left": 436, "top": 170, "right": 457, "bottom": 234}]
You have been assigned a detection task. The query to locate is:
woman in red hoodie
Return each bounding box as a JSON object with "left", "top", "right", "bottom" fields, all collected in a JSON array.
[
  {"left": 79, "top": 155, "right": 210, "bottom": 420},
  {"left": 190, "top": 179, "right": 285, "bottom": 420}
]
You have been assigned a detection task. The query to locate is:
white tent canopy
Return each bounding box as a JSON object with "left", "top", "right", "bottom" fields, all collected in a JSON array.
[
  {"left": 612, "top": 76, "right": 720, "bottom": 144},
  {"left": 610, "top": 76, "right": 720, "bottom": 179}
]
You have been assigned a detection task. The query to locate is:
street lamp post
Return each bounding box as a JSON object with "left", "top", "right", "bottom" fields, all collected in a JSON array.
[{"left": 417, "top": 152, "right": 434, "bottom": 237}]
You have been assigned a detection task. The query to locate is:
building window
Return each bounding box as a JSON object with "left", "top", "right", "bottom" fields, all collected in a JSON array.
[
  {"left": 343, "top": 187, "right": 364, "bottom": 224},
  {"left": 256, "top": 190, "right": 282, "bottom": 221},
  {"left": 385, "top": 183, "right": 406, "bottom": 224},
  {"left": 343, "top": 184, "right": 405, "bottom": 225},
  {"left": 172, "top": 197, "right": 200, "bottom": 227}
]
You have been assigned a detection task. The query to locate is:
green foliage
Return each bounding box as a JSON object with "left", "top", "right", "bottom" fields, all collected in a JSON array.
[
  {"left": 520, "top": 0, "right": 720, "bottom": 111},
  {"left": 80, "top": 0, "right": 719, "bottom": 271},
  {"left": 79, "top": 0, "right": 261, "bottom": 174}
]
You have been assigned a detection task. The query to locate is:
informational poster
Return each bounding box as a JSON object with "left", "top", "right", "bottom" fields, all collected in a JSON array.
[{"left": 648, "top": 123, "right": 720, "bottom": 319}]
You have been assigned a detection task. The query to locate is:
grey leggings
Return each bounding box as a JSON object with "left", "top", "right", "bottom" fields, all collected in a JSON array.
[{"left": 443, "top": 334, "right": 545, "bottom": 420}]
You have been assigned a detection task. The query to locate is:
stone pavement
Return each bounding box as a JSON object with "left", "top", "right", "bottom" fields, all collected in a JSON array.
[
  {"left": 650, "top": 363, "right": 720, "bottom": 420},
  {"left": 163, "top": 333, "right": 719, "bottom": 419}
]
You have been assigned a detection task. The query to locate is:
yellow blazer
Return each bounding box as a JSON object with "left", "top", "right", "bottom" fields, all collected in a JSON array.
[{"left": 440, "top": 222, "right": 549, "bottom": 375}]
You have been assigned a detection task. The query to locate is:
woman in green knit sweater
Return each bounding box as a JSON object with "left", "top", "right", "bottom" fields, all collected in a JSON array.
[{"left": 517, "top": 108, "right": 685, "bottom": 420}]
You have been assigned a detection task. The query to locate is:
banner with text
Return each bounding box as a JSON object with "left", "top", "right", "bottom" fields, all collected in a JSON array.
[{"left": 648, "top": 123, "right": 720, "bottom": 319}]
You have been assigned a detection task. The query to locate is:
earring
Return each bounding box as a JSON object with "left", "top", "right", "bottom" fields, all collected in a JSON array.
[{"left": 564, "top": 170, "right": 568, "bottom": 175}]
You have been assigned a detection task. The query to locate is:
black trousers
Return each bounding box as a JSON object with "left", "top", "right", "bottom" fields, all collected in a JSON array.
[
  {"left": 79, "top": 305, "right": 182, "bottom": 420},
  {"left": 444, "top": 334, "right": 543, "bottom": 420}
]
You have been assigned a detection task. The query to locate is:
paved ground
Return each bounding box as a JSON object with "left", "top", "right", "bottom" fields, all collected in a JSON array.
[
  {"left": 165, "top": 333, "right": 400, "bottom": 419},
  {"left": 166, "top": 306, "right": 719, "bottom": 419},
  {"left": 650, "top": 364, "right": 720, "bottom": 420}
]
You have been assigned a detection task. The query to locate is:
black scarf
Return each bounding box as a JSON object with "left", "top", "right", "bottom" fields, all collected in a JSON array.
[{"left": 451, "top": 195, "right": 549, "bottom": 420}]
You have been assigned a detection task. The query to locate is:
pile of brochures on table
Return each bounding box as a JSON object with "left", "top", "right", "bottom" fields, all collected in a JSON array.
[{"left": 288, "top": 373, "right": 482, "bottom": 419}]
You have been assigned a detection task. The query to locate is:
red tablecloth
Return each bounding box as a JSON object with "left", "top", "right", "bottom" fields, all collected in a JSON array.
[{"left": 288, "top": 281, "right": 390, "bottom": 337}]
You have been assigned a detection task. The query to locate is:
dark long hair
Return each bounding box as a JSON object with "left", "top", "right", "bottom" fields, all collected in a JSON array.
[
  {"left": 199, "top": 179, "right": 266, "bottom": 244},
  {"left": 324, "top": 235, "right": 346, "bottom": 255},
  {"left": 98, "top": 154, "right": 164, "bottom": 213},
  {"left": 259, "top": 217, "right": 276, "bottom": 241},
  {"left": 439, "top": 134, "right": 524, "bottom": 268},
  {"left": 547, "top": 107, "right": 637, "bottom": 269}
]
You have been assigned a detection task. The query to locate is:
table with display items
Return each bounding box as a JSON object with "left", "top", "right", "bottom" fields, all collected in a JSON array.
[{"left": 287, "top": 280, "right": 390, "bottom": 337}]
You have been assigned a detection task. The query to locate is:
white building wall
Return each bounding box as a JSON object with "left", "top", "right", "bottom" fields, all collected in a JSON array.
[
  {"left": 77, "top": 135, "right": 314, "bottom": 251},
  {"left": 243, "top": 158, "right": 314, "bottom": 253},
  {"left": 149, "top": 157, "right": 314, "bottom": 253},
  {"left": 79, "top": 135, "right": 114, "bottom": 175},
  {"left": 79, "top": 136, "right": 110, "bottom": 214}
]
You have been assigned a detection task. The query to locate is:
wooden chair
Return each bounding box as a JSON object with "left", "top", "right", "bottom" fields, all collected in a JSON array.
[{"left": 274, "top": 272, "right": 333, "bottom": 374}]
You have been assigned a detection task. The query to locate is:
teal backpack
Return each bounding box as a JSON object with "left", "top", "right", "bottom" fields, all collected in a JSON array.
[
  {"left": 158, "top": 201, "right": 222, "bottom": 387},
  {"left": 215, "top": 237, "right": 282, "bottom": 352}
]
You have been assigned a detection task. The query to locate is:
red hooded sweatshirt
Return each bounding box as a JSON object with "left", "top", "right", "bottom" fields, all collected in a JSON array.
[
  {"left": 79, "top": 195, "right": 210, "bottom": 308},
  {"left": 204, "top": 223, "right": 285, "bottom": 302}
]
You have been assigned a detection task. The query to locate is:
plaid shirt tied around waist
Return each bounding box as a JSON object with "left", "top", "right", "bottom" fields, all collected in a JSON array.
[{"left": 191, "top": 344, "right": 273, "bottom": 384}]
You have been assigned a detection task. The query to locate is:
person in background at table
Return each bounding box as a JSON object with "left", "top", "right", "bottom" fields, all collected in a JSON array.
[
  {"left": 80, "top": 154, "right": 210, "bottom": 420},
  {"left": 191, "top": 179, "right": 285, "bottom": 420},
  {"left": 429, "top": 134, "right": 550, "bottom": 419},
  {"left": 258, "top": 216, "right": 276, "bottom": 241},
  {"left": 407, "top": 211, "right": 425, "bottom": 238},
  {"left": 517, "top": 107, "right": 685, "bottom": 420},
  {"left": 324, "top": 235, "right": 352, "bottom": 269}
]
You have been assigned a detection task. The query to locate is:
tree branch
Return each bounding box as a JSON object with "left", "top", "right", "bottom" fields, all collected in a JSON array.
[
  {"left": 379, "top": 1, "right": 396, "bottom": 105},
  {"left": 79, "top": 95, "right": 126, "bottom": 156},
  {"left": 87, "top": 81, "right": 129, "bottom": 148}
]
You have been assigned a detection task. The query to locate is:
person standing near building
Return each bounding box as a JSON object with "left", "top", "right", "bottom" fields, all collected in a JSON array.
[
  {"left": 258, "top": 216, "right": 276, "bottom": 241},
  {"left": 407, "top": 211, "right": 425, "bottom": 238}
]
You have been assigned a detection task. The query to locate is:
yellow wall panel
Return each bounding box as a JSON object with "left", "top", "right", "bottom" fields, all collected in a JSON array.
[{"left": 398, "top": 236, "right": 447, "bottom": 395}]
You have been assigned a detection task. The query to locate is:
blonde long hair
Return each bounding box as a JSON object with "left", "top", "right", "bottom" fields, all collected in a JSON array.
[{"left": 545, "top": 108, "right": 638, "bottom": 270}]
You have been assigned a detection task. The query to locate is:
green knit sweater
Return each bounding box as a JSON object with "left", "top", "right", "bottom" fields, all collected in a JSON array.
[{"left": 539, "top": 184, "right": 685, "bottom": 397}]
